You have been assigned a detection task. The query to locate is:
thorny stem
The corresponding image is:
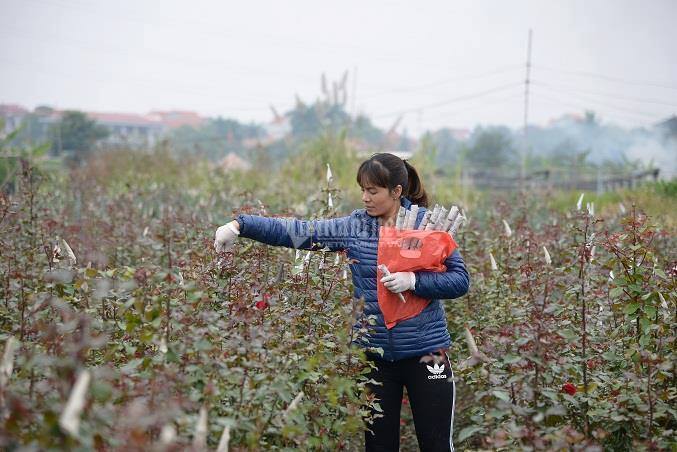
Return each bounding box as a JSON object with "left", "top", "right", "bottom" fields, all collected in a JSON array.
[
  {"left": 577, "top": 213, "right": 590, "bottom": 438},
  {"left": 525, "top": 238, "right": 541, "bottom": 407},
  {"left": 164, "top": 215, "right": 172, "bottom": 269},
  {"left": 165, "top": 295, "right": 171, "bottom": 344},
  {"left": 20, "top": 274, "right": 26, "bottom": 341},
  {"left": 4, "top": 256, "right": 10, "bottom": 310},
  {"left": 647, "top": 357, "right": 654, "bottom": 442}
]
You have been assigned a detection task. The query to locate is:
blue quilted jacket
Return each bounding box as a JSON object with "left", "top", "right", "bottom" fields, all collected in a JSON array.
[{"left": 236, "top": 197, "right": 470, "bottom": 361}]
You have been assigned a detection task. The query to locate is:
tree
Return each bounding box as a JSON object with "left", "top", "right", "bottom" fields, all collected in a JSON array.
[
  {"left": 169, "top": 117, "right": 264, "bottom": 161},
  {"left": 50, "top": 111, "right": 109, "bottom": 163},
  {"left": 1, "top": 118, "right": 49, "bottom": 194},
  {"left": 426, "top": 128, "right": 463, "bottom": 167},
  {"left": 350, "top": 114, "right": 384, "bottom": 145},
  {"left": 466, "top": 126, "right": 517, "bottom": 169}
]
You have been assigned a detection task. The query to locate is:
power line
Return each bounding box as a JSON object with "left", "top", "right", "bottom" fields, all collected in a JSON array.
[
  {"left": 533, "top": 65, "right": 677, "bottom": 91},
  {"left": 414, "top": 93, "right": 523, "bottom": 125},
  {"left": 531, "top": 80, "right": 677, "bottom": 108},
  {"left": 359, "top": 65, "right": 523, "bottom": 100},
  {"left": 531, "top": 84, "right": 670, "bottom": 120},
  {"left": 371, "top": 81, "right": 524, "bottom": 119},
  {"left": 530, "top": 92, "right": 661, "bottom": 126}
]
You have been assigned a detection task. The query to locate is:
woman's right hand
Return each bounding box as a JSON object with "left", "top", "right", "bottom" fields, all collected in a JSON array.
[{"left": 214, "top": 220, "right": 240, "bottom": 252}]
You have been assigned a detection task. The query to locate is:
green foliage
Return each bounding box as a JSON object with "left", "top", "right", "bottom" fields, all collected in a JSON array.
[
  {"left": 5, "top": 112, "right": 54, "bottom": 147},
  {"left": 168, "top": 117, "right": 264, "bottom": 161},
  {"left": 545, "top": 184, "right": 677, "bottom": 229},
  {"left": 445, "top": 197, "right": 675, "bottom": 450},
  {"left": 49, "top": 111, "right": 109, "bottom": 163},
  {"left": 1, "top": 120, "right": 51, "bottom": 194},
  {"left": 466, "top": 126, "right": 517, "bottom": 169},
  {"left": 290, "top": 103, "right": 344, "bottom": 139},
  {"left": 653, "top": 179, "right": 677, "bottom": 198},
  {"left": 350, "top": 115, "right": 384, "bottom": 144},
  {"left": 0, "top": 148, "right": 376, "bottom": 449},
  {"left": 0, "top": 141, "right": 674, "bottom": 450}
]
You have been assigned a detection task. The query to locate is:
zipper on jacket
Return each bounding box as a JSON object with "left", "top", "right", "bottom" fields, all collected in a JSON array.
[{"left": 373, "top": 213, "right": 396, "bottom": 362}]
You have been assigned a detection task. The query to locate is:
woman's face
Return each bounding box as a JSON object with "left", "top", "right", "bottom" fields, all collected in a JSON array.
[{"left": 360, "top": 182, "right": 401, "bottom": 218}]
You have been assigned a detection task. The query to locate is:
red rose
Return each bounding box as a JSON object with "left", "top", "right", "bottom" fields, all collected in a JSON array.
[
  {"left": 561, "top": 383, "right": 577, "bottom": 396},
  {"left": 255, "top": 300, "right": 269, "bottom": 310}
]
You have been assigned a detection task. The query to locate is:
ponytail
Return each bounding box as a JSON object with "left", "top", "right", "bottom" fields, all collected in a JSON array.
[{"left": 403, "top": 160, "right": 429, "bottom": 207}]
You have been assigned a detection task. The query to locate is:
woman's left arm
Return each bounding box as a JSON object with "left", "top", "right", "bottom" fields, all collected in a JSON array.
[
  {"left": 411, "top": 250, "right": 470, "bottom": 300},
  {"left": 236, "top": 214, "right": 352, "bottom": 251}
]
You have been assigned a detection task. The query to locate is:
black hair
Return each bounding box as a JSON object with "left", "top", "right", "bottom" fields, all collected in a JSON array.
[{"left": 356, "top": 153, "right": 429, "bottom": 207}]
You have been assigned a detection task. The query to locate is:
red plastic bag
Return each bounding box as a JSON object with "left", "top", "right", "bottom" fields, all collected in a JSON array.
[{"left": 377, "top": 226, "right": 457, "bottom": 329}]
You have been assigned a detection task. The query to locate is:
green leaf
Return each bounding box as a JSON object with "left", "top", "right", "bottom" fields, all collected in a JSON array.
[
  {"left": 644, "top": 305, "right": 656, "bottom": 318},
  {"left": 91, "top": 380, "right": 112, "bottom": 402},
  {"left": 558, "top": 329, "right": 577, "bottom": 341},
  {"left": 609, "top": 287, "right": 624, "bottom": 298},
  {"left": 31, "top": 142, "right": 50, "bottom": 158},
  {"left": 492, "top": 390, "right": 511, "bottom": 403},
  {"left": 623, "top": 303, "right": 640, "bottom": 315},
  {"left": 502, "top": 354, "right": 521, "bottom": 364},
  {"left": 457, "top": 425, "right": 483, "bottom": 442},
  {"left": 165, "top": 348, "right": 179, "bottom": 363}
]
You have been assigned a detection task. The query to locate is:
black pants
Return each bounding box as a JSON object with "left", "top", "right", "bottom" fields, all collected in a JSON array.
[{"left": 364, "top": 349, "right": 456, "bottom": 452}]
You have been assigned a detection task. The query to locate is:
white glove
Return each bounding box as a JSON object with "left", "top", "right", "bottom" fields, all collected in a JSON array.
[
  {"left": 380, "top": 271, "right": 416, "bottom": 294},
  {"left": 214, "top": 221, "right": 240, "bottom": 252}
]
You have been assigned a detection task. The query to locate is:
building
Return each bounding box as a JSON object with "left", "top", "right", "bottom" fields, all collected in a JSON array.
[
  {"left": 87, "top": 112, "right": 165, "bottom": 147},
  {"left": 1, "top": 104, "right": 210, "bottom": 148},
  {"left": 147, "top": 110, "right": 205, "bottom": 129},
  {"left": 0, "top": 104, "right": 29, "bottom": 136}
]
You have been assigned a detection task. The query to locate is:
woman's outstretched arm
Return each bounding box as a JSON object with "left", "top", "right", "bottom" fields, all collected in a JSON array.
[
  {"left": 235, "top": 214, "right": 352, "bottom": 251},
  {"left": 410, "top": 250, "right": 470, "bottom": 300}
]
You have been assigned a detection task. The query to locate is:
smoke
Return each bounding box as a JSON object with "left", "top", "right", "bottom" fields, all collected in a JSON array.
[
  {"left": 521, "top": 114, "right": 676, "bottom": 179},
  {"left": 624, "top": 134, "right": 677, "bottom": 179}
]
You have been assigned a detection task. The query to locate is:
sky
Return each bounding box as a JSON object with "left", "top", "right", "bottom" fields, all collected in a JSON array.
[{"left": 1, "top": 0, "right": 676, "bottom": 137}]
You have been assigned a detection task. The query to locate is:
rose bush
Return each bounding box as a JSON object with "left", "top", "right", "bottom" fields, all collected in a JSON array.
[{"left": 0, "top": 143, "right": 674, "bottom": 450}]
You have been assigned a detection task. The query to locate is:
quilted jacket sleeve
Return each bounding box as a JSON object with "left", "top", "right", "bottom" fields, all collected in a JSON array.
[
  {"left": 411, "top": 249, "right": 469, "bottom": 300},
  {"left": 236, "top": 214, "right": 351, "bottom": 251}
]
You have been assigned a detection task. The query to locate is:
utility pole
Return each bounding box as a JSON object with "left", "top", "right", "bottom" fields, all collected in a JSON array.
[{"left": 522, "top": 29, "right": 533, "bottom": 188}]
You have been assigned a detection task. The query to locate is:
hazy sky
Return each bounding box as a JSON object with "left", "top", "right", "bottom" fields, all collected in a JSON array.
[{"left": 1, "top": 0, "right": 676, "bottom": 136}]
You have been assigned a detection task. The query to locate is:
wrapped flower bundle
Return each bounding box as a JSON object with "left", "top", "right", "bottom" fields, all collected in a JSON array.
[
  {"left": 395, "top": 203, "right": 465, "bottom": 250},
  {"left": 377, "top": 203, "right": 463, "bottom": 329}
]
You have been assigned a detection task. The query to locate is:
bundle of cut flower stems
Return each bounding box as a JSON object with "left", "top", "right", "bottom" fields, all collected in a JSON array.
[
  {"left": 379, "top": 204, "right": 465, "bottom": 303},
  {"left": 395, "top": 203, "right": 465, "bottom": 250}
]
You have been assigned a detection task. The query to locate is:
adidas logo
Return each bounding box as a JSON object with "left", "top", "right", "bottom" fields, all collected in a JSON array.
[{"left": 426, "top": 363, "right": 447, "bottom": 380}]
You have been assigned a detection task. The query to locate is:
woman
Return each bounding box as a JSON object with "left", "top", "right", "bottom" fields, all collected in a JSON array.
[{"left": 214, "top": 153, "right": 469, "bottom": 451}]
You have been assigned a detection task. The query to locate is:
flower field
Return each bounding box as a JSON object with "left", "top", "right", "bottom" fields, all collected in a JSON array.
[{"left": 0, "top": 144, "right": 675, "bottom": 451}]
